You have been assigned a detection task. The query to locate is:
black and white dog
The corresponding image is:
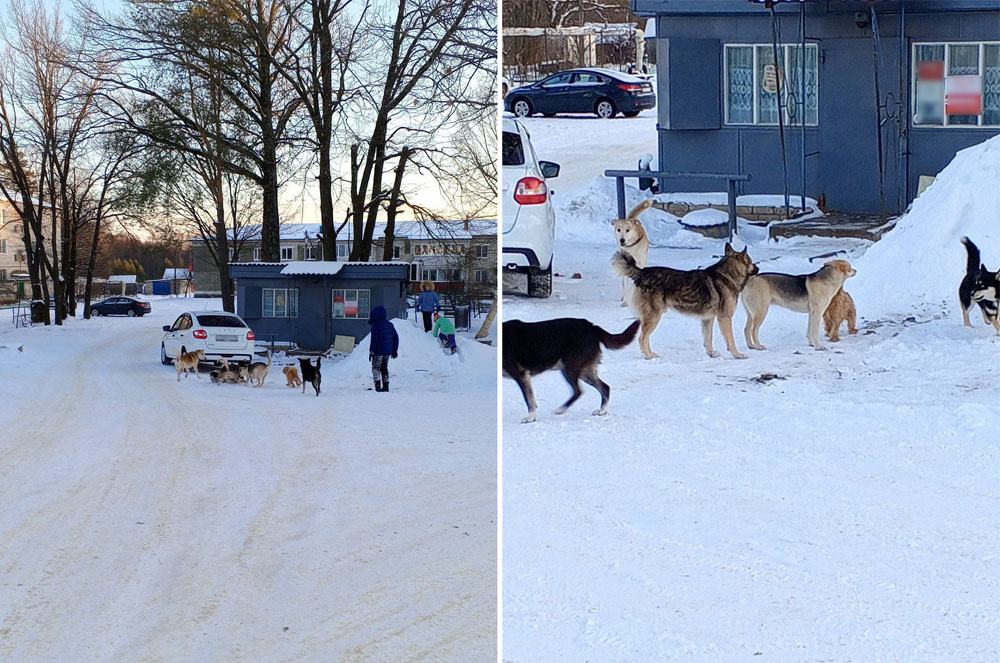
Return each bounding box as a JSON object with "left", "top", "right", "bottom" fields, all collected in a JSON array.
[
  {"left": 503, "top": 318, "right": 639, "bottom": 423},
  {"left": 959, "top": 237, "right": 1000, "bottom": 334}
]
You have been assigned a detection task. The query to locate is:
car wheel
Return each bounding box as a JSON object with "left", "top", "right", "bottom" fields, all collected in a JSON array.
[
  {"left": 623, "top": 111, "right": 640, "bottom": 118},
  {"left": 161, "top": 343, "right": 172, "bottom": 365},
  {"left": 512, "top": 98, "right": 532, "bottom": 118},
  {"left": 528, "top": 266, "right": 553, "bottom": 298},
  {"left": 127, "top": 309, "right": 136, "bottom": 317},
  {"left": 595, "top": 98, "right": 617, "bottom": 119}
]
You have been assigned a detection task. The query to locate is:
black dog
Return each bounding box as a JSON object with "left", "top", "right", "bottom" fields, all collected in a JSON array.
[
  {"left": 298, "top": 357, "right": 322, "bottom": 396},
  {"left": 959, "top": 237, "right": 1000, "bottom": 334},
  {"left": 503, "top": 318, "right": 640, "bottom": 423}
]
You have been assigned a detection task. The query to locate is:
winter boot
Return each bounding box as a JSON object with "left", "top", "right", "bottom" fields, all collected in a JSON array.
[
  {"left": 374, "top": 380, "right": 383, "bottom": 392},
  {"left": 382, "top": 381, "right": 389, "bottom": 392}
]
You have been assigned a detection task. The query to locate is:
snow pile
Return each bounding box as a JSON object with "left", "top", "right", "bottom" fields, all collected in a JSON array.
[
  {"left": 334, "top": 318, "right": 496, "bottom": 392},
  {"left": 853, "top": 134, "right": 1000, "bottom": 318},
  {"left": 556, "top": 176, "right": 769, "bottom": 248}
]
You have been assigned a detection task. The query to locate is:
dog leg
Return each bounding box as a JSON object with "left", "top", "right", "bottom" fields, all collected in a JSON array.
[
  {"left": 718, "top": 316, "right": 747, "bottom": 359},
  {"left": 554, "top": 366, "right": 584, "bottom": 415},
  {"left": 847, "top": 308, "right": 857, "bottom": 335},
  {"left": 961, "top": 302, "right": 971, "bottom": 326},
  {"left": 513, "top": 372, "right": 537, "bottom": 423},
  {"left": 807, "top": 308, "right": 826, "bottom": 350},
  {"left": 639, "top": 314, "right": 661, "bottom": 359},
  {"left": 701, "top": 318, "right": 720, "bottom": 358},
  {"left": 579, "top": 367, "right": 610, "bottom": 416}
]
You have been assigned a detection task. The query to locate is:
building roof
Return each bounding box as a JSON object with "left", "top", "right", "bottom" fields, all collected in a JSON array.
[
  {"left": 279, "top": 261, "right": 405, "bottom": 276},
  {"left": 191, "top": 220, "right": 497, "bottom": 243}
]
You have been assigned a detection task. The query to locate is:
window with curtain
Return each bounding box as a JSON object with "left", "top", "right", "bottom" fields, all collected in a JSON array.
[
  {"left": 725, "top": 43, "right": 818, "bottom": 126},
  {"left": 914, "top": 42, "right": 999, "bottom": 127}
]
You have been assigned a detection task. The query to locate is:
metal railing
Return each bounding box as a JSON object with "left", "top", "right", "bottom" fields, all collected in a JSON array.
[{"left": 603, "top": 169, "right": 752, "bottom": 241}]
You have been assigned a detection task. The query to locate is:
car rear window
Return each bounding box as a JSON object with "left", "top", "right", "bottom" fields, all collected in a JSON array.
[
  {"left": 196, "top": 314, "right": 247, "bottom": 328},
  {"left": 503, "top": 131, "right": 524, "bottom": 166}
]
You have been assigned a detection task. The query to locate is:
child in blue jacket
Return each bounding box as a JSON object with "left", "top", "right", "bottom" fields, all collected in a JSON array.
[
  {"left": 416, "top": 281, "right": 441, "bottom": 332},
  {"left": 368, "top": 306, "right": 399, "bottom": 392}
]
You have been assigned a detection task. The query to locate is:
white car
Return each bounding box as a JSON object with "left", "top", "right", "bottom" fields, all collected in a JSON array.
[
  {"left": 502, "top": 117, "right": 559, "bottom": 297},
  {"left": 160, "top": 310, "right": 256, "bottom": 366}
]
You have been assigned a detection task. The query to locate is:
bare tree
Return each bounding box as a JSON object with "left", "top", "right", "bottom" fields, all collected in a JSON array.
[
  {"left": 343, "top": 0, "right": 494, "bottom": 261},
  {"left": 0, "top": 0, "right": 107, "bottom": 324},
  {"left": 83, "top": 0, "right": 306, "bottom": 261}
]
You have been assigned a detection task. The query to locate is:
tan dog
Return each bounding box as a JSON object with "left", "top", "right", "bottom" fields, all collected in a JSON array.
[
  {"left": 823, "top": 288, "right": 858, "bottom": 342},
  {"left": 246, "top": 353, "right": 272, "bottom": 388},
  {"left": 282, "top": 365, "right": 302, "bottom": 388},
  {"left": 175, "top": 349, "right": 206, "bottom": 381},
  {"left": 612, "top": 244, "right": 759, "bottom": 360},
  {"left": 742, "top": 259, "right": 857, "bottom": 351},
  {"left": 612, "top": 199, "right": 653, "bottom": 307}
]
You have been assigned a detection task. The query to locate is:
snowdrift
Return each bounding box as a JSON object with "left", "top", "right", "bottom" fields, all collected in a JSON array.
[
  {"left": 853, "top": 134, "right": 1000, "bottom": 318},
  {"left": 556, "top": 176, "right": 767, "bottom": 247},
  {"left": 333, "top": 319, "right": 495, "bottom": 393}
]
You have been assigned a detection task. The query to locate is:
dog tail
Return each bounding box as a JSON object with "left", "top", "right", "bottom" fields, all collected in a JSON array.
[
  {"left": 611, "top": 250, "right": 642, "bottom": 282},
  {"left": 316, "top": 356, "right": 321, "bottom": 368},
  {"left": 626, "top": 198, "right": 655, "bottom": 219},
  {"left": 266, "top": 352, "right": 272, "bottom": 368},
  {"left": 599, "top": 320, "right": 641, "bottom": 350},
  {"left": 962, "top": 236, "right": 981, "bottom": 274}
]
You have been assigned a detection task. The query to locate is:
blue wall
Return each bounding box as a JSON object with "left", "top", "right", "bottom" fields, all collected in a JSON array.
[
  {"left": 642, "top": 4, "right": 1000, "bottom": 214},
  {"left": 229, "top": 263, "right": 408, "bottom": 350}
]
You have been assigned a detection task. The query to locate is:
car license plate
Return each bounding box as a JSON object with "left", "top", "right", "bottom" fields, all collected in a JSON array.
[{"left": 216, "top": 334, "right": 238, "bottom": 342}]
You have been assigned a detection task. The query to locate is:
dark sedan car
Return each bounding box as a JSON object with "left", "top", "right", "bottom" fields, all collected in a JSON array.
[
  {"left": 504, "top": 68, "right": 655, "bottom": 119},
  {"left": 91, "top": 296, "right": 151, "bottom": 317}
]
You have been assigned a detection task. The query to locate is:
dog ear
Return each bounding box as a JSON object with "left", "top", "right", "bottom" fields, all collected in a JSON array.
[
  {"left": 741, "top": 246, "right": 748, "bottom": 255},
  {"left": 724, "top": 243, "right": 734, "bottom": 255}
]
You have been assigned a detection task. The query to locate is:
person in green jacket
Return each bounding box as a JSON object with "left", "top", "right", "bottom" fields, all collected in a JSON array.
[{"left": 431, "top": 312, "right": 457, "bottom": 354}]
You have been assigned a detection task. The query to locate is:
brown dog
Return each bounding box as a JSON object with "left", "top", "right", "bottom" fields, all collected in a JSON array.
[
  {"left": 282, "top": 365, "right": 302, "bottom": 388},
  {"left": 175, "top": 349, "right": 206, "bottom": 381},
  {"left": 823, "top": 288, "right": 858, "bottom": 342}
]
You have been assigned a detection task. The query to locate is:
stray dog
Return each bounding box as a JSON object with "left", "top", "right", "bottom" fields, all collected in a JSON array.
[
  {"left": 298, "top": 357, "right": 321, "bottom": 396},
  {"left": 612, "top": 199, "right": 653, "bottom": 307},
  {"left": 823, "top": 288, "right": 858, "bottom": 342},
  {"left": 246, "top": 352, "right": 272, "bottom": 388},
  {"left": 959, "top": 236, "right": 1000, "bottom": 333},
  {"left": 742, "top": 259, "right": 857, "bottom": 351},
  {"left": 175, "top": 349, "right": 206, "bottom": 381},
  {"left": 612, "top": 244, "right": 759, "bottom": 360},
  {"left": 503, "top": 318, "right": 640, "bottom": 423},
  {"left": 282, "top": 365, "right": 302, "bottom": 388},
  {"left": 212, "top": 359, "right": 244, "bottom": 384}
]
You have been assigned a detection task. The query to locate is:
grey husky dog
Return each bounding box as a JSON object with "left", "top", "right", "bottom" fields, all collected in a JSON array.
[{"left": 612, "top": 244, "right": 759, "bottom": 360}]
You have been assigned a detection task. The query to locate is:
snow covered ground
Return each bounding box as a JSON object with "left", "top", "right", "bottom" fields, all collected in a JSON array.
[
  {"left": 503, "top": 113, "right": 1000, "bottom": 661},
  {"left": 0, "top": 296, "right": 496, "bottom": 661}
]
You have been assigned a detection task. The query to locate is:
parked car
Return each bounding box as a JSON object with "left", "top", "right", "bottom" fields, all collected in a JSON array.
[
  {"left": 91, "top": 296, "right": 151, "bottom": 317},
  {"left": 504, "top": 68, "right": 655, "bottom": 119},
  {"left": 160, "top": 310, "right": 255, "bottom": 366},
  {"left": 502, "top": 117, "right": 559, "bottom": 297}
]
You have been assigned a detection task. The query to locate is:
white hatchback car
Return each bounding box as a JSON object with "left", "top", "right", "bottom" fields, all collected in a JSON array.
[
  {"left": 502, "top": 117, "right": 559, "bottom": 297},
  {"left": 160, "top": 310, "right": 256, "bottom": 366}
]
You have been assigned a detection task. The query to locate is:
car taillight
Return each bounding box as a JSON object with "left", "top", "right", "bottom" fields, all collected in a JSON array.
[
  {"left": 618, "top": 83, "right": 642, "bottom": 92},
  {"left": 246, "top": 330, "right": 255, "bottom": 341},
  {"left": 193, "top": 329, "right": 208, "bottom": 339},
  {"left": 514, "top": 176, "right": 548, "bottom": 205}
]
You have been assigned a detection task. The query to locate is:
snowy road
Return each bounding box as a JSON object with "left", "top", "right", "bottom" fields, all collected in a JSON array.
[
  {"left": 502, "top": 114, "right": 1000, "bottom": 661},
  {"left": 1, "top": 297, "right": 496, "bottom": 661}
]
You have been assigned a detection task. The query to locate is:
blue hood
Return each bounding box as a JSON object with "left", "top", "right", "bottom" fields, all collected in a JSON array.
[{"left": 368, "top": 306, "right": 387, "bottom": 325}]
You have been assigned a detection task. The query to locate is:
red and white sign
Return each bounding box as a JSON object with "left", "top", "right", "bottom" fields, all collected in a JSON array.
[
  {"left": 917, "top": 60, "right": 944, "bottom": 81},
  {"left": 945, "top": 75, "right": 983, "bottom": 116}
]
